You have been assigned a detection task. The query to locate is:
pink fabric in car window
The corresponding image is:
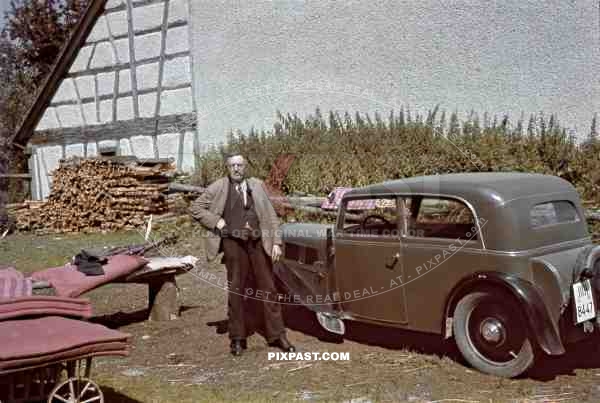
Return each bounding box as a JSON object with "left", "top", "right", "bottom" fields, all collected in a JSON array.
[
  {"left": 321, "top": 187, "right": 378, "bottom": 210},
  {"left": 31, "top": 255, "right": 148, "bottom": 297}
]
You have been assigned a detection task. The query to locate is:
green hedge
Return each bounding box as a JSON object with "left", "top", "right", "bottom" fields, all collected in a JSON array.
[{"left": 192, "top": 109, "right": 600, "bottom": 203}]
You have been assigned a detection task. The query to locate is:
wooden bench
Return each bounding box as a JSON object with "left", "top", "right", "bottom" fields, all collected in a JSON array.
[{"left": 32, "top": 257, "right": 195, "bottom": 322}]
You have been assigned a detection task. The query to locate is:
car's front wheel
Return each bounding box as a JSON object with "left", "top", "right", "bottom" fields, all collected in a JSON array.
[{"left": 453, "top": 291, "right": 535, "bottom": 378}]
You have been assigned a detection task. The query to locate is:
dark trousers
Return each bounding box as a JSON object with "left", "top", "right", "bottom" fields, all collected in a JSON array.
[{"left": 222, "top": 237, "right": 285, "bottom": 342}]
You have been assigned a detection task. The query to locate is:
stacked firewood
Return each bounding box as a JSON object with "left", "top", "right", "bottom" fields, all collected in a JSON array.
[{"left": 14, "top": 157, "right": 174, "bottom": 233}]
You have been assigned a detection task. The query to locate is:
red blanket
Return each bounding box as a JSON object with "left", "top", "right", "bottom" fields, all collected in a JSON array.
[
  {"left": 31, "top": 255, "right": 148, "bottom": 297},
  {"left": 0, "top": 341, "right": 129, "bottom": 372},
  {"left": 0, "top": 296, "right": 93, "bottom": 321},
  {"left": 0, "top": 316, "right": 130, "bottom": 369}
]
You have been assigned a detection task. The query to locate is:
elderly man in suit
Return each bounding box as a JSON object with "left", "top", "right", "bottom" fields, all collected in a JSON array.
[{"left": 190, "top": 153, "right": 296, "bottom": 356}]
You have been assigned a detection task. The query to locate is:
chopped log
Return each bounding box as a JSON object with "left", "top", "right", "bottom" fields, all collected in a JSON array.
[
  {"left": 15, "top": 157, "right": 175, "bottom": 233},
  {"left": 168, "top": 183, "right": 205, "bottom": 193}
]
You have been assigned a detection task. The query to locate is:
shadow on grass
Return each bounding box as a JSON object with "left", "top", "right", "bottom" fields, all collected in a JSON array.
[
  {"left": 100, "top": 386, "right": 144, "bottom": 403},
  {"left": 282, "top": 303, "right": 458, "bottom": 355},
  {"left": 527, "top": 337, "right": 600, "bottom": 381},
  {"left": 283, "top": 303, "right": 600, "bottom": 381},
  {"left": 91, "top": 309, "right": 150, "bottom": 328},
  {"left": 91, "top": 304, "right": 202, "bottom": 329}
]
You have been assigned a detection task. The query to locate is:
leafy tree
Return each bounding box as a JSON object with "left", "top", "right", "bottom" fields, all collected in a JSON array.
[
  {"left": 448, "top": 111, "right": 460, "bottom": 137},
  {"left": 0, "top": 0, "right": 87, "bottom": 207},
  {"left": 590, "top": 113, "right": 598, "bottom": 142},
  {"left": 4, "top": 0, "right": 88, "bottom": 80}
]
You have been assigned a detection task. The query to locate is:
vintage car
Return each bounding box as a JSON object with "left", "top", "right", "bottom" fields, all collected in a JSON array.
[{"left": 274, "top": 172, "right": 600, "bottom": 378}]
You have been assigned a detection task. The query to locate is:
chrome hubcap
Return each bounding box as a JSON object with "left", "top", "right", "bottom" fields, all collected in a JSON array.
[{"left": 480, "top": 317, "right": 505, "bottom": 344}]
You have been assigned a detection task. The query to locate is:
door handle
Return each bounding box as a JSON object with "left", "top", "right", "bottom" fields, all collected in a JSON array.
[{"left": 385, "top": 252, "right": 401, "bottom": 270}]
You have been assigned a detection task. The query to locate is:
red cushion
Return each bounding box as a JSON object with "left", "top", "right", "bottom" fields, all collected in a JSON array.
[
  {"left": 0, "top": 296, "right": 93, "bottom": 320},
  {"left": 31, "top": 255, "right": 148, "bottom": 297},
  {"left": 0, "top": 316, "right": 129, "bottom": 363}
]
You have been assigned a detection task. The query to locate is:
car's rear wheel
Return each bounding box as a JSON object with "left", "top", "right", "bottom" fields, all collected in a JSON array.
[{"left": 453, "top": 291, "right": 535, "bottom": 378}]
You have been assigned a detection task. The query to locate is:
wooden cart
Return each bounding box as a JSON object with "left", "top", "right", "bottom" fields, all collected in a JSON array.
[{"left": 0, "top": 355, "right": 108, "bottom": 403}]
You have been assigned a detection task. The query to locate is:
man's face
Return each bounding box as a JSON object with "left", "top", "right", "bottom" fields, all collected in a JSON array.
[{"left": 227, "top": 155, "right": 246, "bottom": 182}]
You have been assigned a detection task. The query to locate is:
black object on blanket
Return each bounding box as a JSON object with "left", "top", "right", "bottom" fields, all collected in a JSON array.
[{"left": 73, "top": 250, "right": 107, "bottom": 276}]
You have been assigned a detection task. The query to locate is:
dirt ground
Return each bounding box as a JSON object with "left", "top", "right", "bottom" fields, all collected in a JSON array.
[{"left": 4, "top": 223, "right": 600, "bottom": 403}]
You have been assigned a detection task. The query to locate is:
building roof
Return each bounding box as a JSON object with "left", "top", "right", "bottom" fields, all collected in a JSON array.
[{"left": 12, "top": 0, "right": 106, "bottom": 148}]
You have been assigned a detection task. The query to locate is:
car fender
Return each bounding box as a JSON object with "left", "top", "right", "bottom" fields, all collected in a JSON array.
[{"left": 445, "top": 271, "right": 565, "bottom": 356}]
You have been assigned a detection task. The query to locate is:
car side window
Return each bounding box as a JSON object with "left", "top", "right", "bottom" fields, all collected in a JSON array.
[
  {"left": 341, "top": 197, "right": 400, "bottom": 237},
  {"left": 410, "top": 197, "right": 477, "bottom": 240},
  {"left": 530, "top": 200, "right": 580, "bottom": 228}
]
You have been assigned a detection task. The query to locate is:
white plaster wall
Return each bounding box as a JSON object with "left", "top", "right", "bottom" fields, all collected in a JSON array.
[
  {"left": 38, "top": 145, "right": 63, "bottom": 199},
  {"left": 56, "top": 104, "right": 83, "bottom": 128},
  {"left": 156, "top": 132, "right": 180, "bottom": 160},
  {"left": 90, "top": 42, "right": 116, "bottom": 69},
  {"left": 99, "top": 100, "right": 113, "bottom": 123},
  {"left": 88, "top": 16, "right": 110, "bottom": 42},
  {"left": 117, "top": 97, "right": 135, "bottom": 121},
  {"left": 139, "top": 92, "right": 157, "bottom": 118},
  {"left": 35, "top": 152, "right": 50, "bottom": 200},
  {"left": 113, "top": 39, "right": 131, "bottom": 64},
  {"left": 65, "top": 143, "right": 85, "bottom": 158},
  {"left": 136, "top": 62, "right": 159, "bottom": 90},
  {"left": 29, "top": 153, "right": 40, "bottom": 200},
  {"left": 105, "top": 0, "right": 126, "bottom": 10},
  {"left": 82, "top": 102, "right": 99, "bottom": 125},
  {"left": 119, "top": 69, "right": 132, "bottom": 93},
  {"left": 106, "top": 11, "right": 129, "bottom": 37},
  {"left": 181, "top": 131, "right": 196, "bottom": 172},
  {"left": 97, "top": 72, "right": 115, "bottom": 96},
  {"left": 53, "top": 79, "right": 77, "bottom": 103},
  {"left": 165, "top": 25, "right": 189, "bottom": 54},
  {"left": 130, "top": 135, "right": 155, "bottom": 159},
  {"left": 135, "top": 32, "right": 162, "bottom": 61},
  {"left": 37, "top": 108, "right": 60, "bottom": 131},
  {"left": 168, "top": 0, "right": 188, "bottom": 23},
  {"left": 69, "top": 45, "right": 94, "bottom": 73},
  {"left": 160, "top": 87, "right": 192, "bottom": 116},
  {"left": 75, "top": 76, "right": 95, "bottom": 99},
  {"left": 162, "top": 56, "right": 191, "bottom": 87},
  {"left": 133, "top": 2, "right": 164, "bottom": 32},
  {"left": 86, "top": 142, "right": 98, "bottom": 157},
  {"left": 119, "top": 138, "right": 133, "bottom": 155}
]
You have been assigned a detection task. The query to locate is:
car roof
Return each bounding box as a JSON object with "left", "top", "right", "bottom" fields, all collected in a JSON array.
[{"left": 345, "top": 172, "right": 575, "bottom": 206}]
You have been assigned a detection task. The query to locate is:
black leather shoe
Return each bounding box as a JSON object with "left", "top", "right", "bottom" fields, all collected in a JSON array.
[
  {"left": 268, "top": 335, "right": 296, "bottom": 352},
  {"left": 230, "top": 339, "right": 244, "bottom": 356}
]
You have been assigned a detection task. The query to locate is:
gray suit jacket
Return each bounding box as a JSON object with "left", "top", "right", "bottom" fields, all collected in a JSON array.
[{"left": 189, "top": 177, "right": 282, "bottom": 262}]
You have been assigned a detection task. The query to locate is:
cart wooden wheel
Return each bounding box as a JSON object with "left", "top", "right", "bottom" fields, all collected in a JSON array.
[{"left": 47, "top": 377, "right": 104, "bottom": 403}]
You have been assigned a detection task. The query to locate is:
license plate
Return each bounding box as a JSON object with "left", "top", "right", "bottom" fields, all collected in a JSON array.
[{"left": 573, "top": 279, "right": 596, "bottom": 324}]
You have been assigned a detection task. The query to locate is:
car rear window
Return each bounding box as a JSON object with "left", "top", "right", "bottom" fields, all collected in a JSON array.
[{"left": 530, "top": 201, "right": 580, "bottom": 228}]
